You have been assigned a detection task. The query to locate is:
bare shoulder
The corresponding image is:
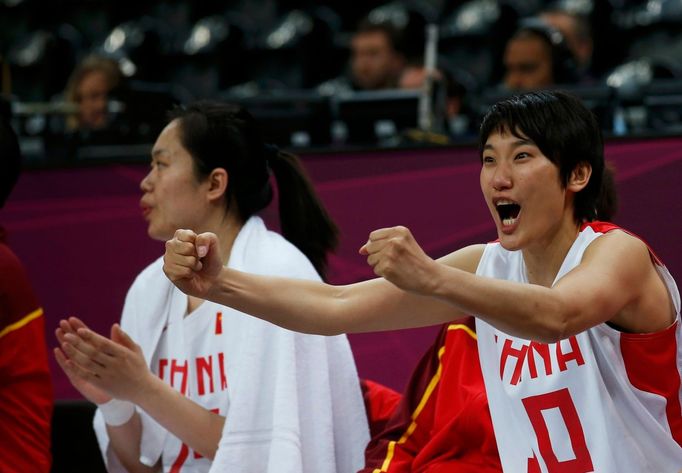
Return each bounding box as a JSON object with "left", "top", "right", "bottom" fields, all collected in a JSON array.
[
  {"left": 583, "top": 229, "right": 651, "bottom": 268},
  {"left": 581, "top": 229, "right": 656, "bottom": 291},
  {"left": 585, "top": 229, "right": 675, "bottom": 332},
  {"left": 437, "top": 244, "right": 486, "bottom": 274}
]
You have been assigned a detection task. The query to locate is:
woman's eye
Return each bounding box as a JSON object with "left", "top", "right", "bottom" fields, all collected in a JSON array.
[
  {"left": 482, "top": 156, "right": 495, "bottom": 164},
  {"left": 515, "top": 152, "right": 529, "bottom": 160}
]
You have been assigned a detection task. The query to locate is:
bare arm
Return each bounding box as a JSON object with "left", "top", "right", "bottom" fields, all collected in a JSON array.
[
  {"left": 59, "top": 320, "right": 225, "bottom": 460},
  {"left": 163, "top": 230, "right": 484, "bottom": 334},
  {"left": 365, "top": 227, "right": 674, "bottom": 342},
  {"left": 106, "top": 414, "right": 159, "bottom": 473},
  {"left": 165, "top": 227, "right": 673, "bottom": 342}
]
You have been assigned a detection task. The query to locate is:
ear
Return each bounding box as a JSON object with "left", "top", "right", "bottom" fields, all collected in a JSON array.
[
  {"left": 567, "top": 162, "right": 591, "bottom": 193},
  {"left": 205, "top": 168, "right": 228, "bottom": 203}
]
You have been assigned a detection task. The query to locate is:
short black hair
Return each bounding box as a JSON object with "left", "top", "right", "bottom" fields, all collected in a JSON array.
[
  {"left": 0, "top": 116, "right": 22, "bottom": 209},
  {"left": 479, "top": 90, "right": 615, "bottom": 222},
  {"left": 355, "top": 18, "right": 406, "bottom": 56}
]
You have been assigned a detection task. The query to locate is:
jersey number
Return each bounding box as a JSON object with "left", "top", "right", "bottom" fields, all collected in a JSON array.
[{"left": 522, "top": 388, "right": 594, "bottom": 473}]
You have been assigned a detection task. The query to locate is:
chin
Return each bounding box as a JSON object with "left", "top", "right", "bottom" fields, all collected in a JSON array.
[
  {"left": 499, "top": 240, "right": 522, "bottom": 252},
  {"left": 147, "top": 226, "right": 171, "bottom": 242},
  {"left": 496, "top": 230, "right": 523, "bottom": 252}
]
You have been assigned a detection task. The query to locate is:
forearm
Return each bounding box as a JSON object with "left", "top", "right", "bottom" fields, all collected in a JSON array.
[
  {"left": 132, "top": 375, "right": 225, "bottom": 460},
  {"left": 107, "top": 413, "right": 159, "bottom": 473},
  {"left": 208, "top": 267, "right": 351, "bottom": 335},
  {"left": 208, "top": 267, "right": 466, "bottom": 335}
]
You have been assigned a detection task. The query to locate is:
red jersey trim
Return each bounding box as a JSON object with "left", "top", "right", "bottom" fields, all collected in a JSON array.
[
  {"left": 0, "top": 307, "right": 43, "bottom": 339},
  {"left": 581, "top": 221, "right": 664, "bottom": 266},
  {"left": 620, "top": 320, "right": 682, "bottom": 447},
  {"left": 372, "top": 323, "right": 477, "bottom": 473}
]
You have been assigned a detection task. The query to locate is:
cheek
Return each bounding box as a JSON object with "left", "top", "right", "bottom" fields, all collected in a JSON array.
[{"left": 479, "top": 168, "right": 488, "bottom": 191}]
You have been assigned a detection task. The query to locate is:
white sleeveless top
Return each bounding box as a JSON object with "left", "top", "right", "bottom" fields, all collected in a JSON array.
[
  {"left": 152, "top": 300, "right": 229, "bottom": 472},
  {"left": 475, "top": 222, "right": 682, "bottom": 473}
]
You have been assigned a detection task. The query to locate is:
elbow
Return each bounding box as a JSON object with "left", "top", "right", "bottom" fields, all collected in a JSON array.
[
  {"left": 317, "top": 326, "right": 345, "bottom": 336},
  {"left": 313, "top": 286, "right": 353, "bottom": 336},
  {"left": 315, "top": 306, "right": 347, "bottom": 336},
  {"left": 195, "top": 442, "right": 219, "bottom": 461},
  {"left": 536, "top": 321, "right": 568, "bottom": 344},
  {"left": 538, "top": 301, "right": 576, "bottom": 344}
]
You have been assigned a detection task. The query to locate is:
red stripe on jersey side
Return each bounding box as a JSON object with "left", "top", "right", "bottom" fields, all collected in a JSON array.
[
  {"left": 620, "top": 321, "right": 682, "bottom": 447},
  {"left": 170, "top": 443, "right": 190, "bottom": 473}
]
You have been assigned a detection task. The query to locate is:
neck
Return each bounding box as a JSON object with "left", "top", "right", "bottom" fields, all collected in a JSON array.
[
  {"left": 522, "top": 215, "right": 581, "bottom": 287},
  {"left": 187, "top": 211, "right": 244, "bottom": 314},
  {"left": 209, "top": 212, "right": 244, "bottom": 267}
]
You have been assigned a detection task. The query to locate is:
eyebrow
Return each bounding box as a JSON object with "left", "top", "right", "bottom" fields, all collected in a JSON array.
[
  {"left": 151, "top": 148, "right": 167, "bottom": 159},
  {"left": 484, "top": 138, "right": 535, "bottom": 151}
]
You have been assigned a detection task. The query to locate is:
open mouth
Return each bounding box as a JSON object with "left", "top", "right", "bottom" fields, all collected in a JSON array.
[{"left": 496, "top": 200, "right": 521, "bottom": 226}]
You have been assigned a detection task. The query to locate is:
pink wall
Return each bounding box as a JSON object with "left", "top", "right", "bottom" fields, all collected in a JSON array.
[{"left": 3, "top": 138, "right": 682, "bottom": 399}]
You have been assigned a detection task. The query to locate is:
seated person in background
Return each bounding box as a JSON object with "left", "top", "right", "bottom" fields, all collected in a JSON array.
[
  {"left": 0, "top": 116, "right": 53, "bottom": 473},
  {"left": 351, "top": 19, "right": 407, "bottom": 90},
  {"left": 54, "top": 102, "right": 369, "bottom": 472},
  {"left": 64, "top": 54, "right": 123, "bottom": 132},
  {"left": 540, "top": 8, "right": 594, "bottom": 80},
  {"left": 399, "top": 63, "right": 474, "bottom": 137},
  {"left": 503, "top": 19, "right": 579, "bottom": 91},
  {"left": 319, "top": 18, "right": 407, "bottom": 94}
]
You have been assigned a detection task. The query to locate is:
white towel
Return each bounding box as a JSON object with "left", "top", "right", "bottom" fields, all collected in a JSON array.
[{"left": 93, "top": 216, "right": 369, "bottom": 472}]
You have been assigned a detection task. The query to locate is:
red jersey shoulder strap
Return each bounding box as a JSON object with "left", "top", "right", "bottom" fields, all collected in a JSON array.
[{"left": 581, "top": 221, "right": 663, "bottom": 266}]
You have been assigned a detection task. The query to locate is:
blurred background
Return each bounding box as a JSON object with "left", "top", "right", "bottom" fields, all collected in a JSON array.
[{"left": 2, "top": 0, "right": 682, "bottom": 162}]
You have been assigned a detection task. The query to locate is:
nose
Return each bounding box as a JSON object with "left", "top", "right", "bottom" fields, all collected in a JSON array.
[
  {"left": 140, "top": 169, "right": 153, "bottom": 192},
  {"left": 491, "top": 162, "right": 513, "bottom": 191}
]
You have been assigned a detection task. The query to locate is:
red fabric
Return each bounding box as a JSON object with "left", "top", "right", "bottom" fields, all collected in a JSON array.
[
  {"left": 361, "top": 317, "right": 501, "bottom": 473},
  {"left": 0, "top": 242, "right": 53, "bottom": 473},
  {"left": 620, "top": 321, "right": 682, "bottom": 447},
  {"left": 361, "top": 379, "right": 402, "bottom": 438}
]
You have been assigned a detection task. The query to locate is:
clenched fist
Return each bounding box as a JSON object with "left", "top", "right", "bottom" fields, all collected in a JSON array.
[
  {"left": 359, "top": 226, "right": 440, "bottom": 295},
  {"left": 163, "top": 229, "right": 224, "bottom": 299}
]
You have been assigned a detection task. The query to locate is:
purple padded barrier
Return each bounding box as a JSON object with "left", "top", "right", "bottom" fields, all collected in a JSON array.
[{"left": 3, "top": 138, "right": 682, "bottom": 399}]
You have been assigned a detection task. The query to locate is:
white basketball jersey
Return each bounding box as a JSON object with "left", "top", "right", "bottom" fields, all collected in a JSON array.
[
  {"left": 152, "top": 300, "right": 230, "bottom": 473},
  {"left": 476, "top": 222, "right": 682, "bottom": 473}
]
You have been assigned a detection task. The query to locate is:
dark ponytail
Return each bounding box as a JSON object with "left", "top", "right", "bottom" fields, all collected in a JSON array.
[
  {"left": 267, "top": 148, "right": 339, "bottom": 279},
  {"left": 169, "top": 101, "right": 338, "bottom": 279},
  {"left": 595, "top": 162, "right": 618, "bottom": 222}
]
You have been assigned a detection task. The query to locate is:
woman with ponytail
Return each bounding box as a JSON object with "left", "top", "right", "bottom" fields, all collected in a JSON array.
[{"left": 54, "top": 101, "right": 369, "bottom": 473}]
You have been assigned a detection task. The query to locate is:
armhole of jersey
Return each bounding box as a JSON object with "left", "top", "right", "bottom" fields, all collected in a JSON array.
[
  {"left": 583, "top": 222, "right": 680, "bottom": 335},
  {"left": 475, "top": 242, "right": 498, "bottom": 276}
]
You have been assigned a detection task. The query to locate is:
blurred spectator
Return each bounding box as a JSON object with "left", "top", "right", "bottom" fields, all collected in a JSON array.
[
  {"left": 64, "top": 54, "right": 123, "bottom": 132},
  {"left": 350, "top": 19, "right": 407, "bottom": 90},
  {"left": 0, "top": 115, "right": 53, "bottom": 473},
  {"left": 503, "top": 19, "right": 579, "bottom": 91},
  {"left": 399, "top": 63, "right": 474, "bottom": 137},
  {"left": 540, "top": 8, "right": 594, "bottom": 79}
]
